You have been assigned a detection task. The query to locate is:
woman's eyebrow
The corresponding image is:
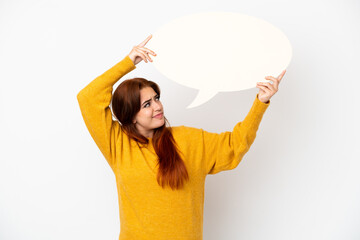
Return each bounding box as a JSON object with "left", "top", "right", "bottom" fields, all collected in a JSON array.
[{"left": 142, "top": 94, "right": 159, "bottom": 106}]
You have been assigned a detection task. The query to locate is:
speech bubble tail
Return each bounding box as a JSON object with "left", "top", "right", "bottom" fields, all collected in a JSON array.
[{"left": 186, "top": 90, "right": 218, "bottom": 109}]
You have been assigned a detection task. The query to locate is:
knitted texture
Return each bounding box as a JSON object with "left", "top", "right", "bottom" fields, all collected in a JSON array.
[{"left": 77, "top": 55, "right": 270, "bottom": 240}]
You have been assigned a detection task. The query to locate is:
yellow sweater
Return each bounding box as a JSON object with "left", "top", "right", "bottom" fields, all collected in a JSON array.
[{"left": 77, "top": 55, "right": 270, "bottom": 240}]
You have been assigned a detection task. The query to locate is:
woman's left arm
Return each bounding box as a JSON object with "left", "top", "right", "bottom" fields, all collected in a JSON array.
[
  {"left": 203, "top": 94, "right": 269, "bottom": 175},
  {"left": 204, "top": 70, "right": 286, "bottom": 175}
]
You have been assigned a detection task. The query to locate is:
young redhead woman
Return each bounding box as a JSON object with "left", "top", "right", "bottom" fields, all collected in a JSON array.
[{"left": 77, "top": 34, "right": 286, "bottom": 240}]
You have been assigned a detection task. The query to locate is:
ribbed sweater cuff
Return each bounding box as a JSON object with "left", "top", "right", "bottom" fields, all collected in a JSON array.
[
  {"left": 253, "top": 93, "right": 270, "bottom": 114},
  {"left": 122, "top": 55, "right": 136, "bottom": 70}
]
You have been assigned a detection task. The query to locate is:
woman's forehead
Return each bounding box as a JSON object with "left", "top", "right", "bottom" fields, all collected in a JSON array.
[{"left": 140, "top": 87, "right": 157, "bottom": 101}]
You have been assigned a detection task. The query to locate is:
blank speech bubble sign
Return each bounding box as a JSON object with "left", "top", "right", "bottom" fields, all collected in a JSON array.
[{"left": 146, "top": 11, "right": 292, "bottom": 108}]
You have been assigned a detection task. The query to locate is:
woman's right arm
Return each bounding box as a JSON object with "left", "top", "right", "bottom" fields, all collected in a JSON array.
[
  {"left": 77, "top": 55, "right": 136, "bottom": 171},
  {"left": 76, "top": 34, "right": 156, "bottom": 171}
]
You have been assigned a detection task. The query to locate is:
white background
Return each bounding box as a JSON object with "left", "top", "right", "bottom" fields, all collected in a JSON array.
[{"left": 0, "top": 0, "right": 359, "bottom": 239}]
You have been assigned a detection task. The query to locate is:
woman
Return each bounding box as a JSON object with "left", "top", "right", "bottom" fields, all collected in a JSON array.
[{"left": 77, "top": 34, "right": 285, "bottom": 240}]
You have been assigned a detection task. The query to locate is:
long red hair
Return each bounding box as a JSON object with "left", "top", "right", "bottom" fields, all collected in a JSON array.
[{"left": 111, "top": 78, "right": 189, "bottom": 190}]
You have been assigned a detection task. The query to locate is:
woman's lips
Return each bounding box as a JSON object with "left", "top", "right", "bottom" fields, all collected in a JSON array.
[{"left": 153, "top": 113, "right": 163, "bottom": 119}]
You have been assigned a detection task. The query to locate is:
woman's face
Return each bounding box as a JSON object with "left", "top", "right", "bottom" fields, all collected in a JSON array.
[{"left": 133, "top": 87, "right": 165, "bottom": 138}]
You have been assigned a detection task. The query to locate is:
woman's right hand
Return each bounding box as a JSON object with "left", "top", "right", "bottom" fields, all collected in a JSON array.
[{"left": 128, "top": 34, "right": 157, "bottom": 65}]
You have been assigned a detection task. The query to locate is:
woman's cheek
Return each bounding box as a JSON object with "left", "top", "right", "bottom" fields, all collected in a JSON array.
[{"left": 144, "top": 108, "right": 153, "bottom": 118}]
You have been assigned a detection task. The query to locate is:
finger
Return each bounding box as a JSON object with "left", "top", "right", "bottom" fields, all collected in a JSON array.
[
  {"left": 137, "top": 47, "right": 155, "bottom": 61},
  {"left": 257, "top": 86, "right": 271, "bottom": 96},
  {"left": 138, "top": 46, "right": 156, "bottom": 56},
  {"left": 136, "top": 49, "right": 149, "bottom": 63},
  {"left": 258, "top": 82, "right": 276, "bottom": 92},
  {"left": 136, "top": 48, "right": 153, "bottom": 62},
  {"left": 256, "top": 84, "right": 271, "bottom": 94},
  {"left": 277, "top": 69, "right": 286, "bottom": 81},
  {"left": 265, "top": 76, "right": 280, "bottom": 89},
  {"left": 139, "top": 34, "right": 152, "bottom": 47},
  {"left": 262, "top": 78, "right": 278, "bottom": 91},
  {"left": 257, "top": 82, "right": 273, "bottom": 93}
]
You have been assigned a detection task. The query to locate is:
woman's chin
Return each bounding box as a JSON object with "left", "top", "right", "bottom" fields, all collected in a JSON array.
[{"left": 154, "top": 119, "right": 165, "bottom": 128}]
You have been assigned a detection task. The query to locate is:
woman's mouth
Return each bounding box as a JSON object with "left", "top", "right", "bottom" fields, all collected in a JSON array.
[{"left": 153, "top": 113, "right": 163, "bottom": 119}]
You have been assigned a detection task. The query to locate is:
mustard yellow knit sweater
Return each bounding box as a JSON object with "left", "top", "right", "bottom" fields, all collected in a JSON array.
[{"left": 77, "top": 55, "right": 270, "bottom": 240}]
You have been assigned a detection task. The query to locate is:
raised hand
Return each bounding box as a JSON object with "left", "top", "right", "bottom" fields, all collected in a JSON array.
[
  {"left": 128, "top": 34, "right": 157, "bottom": 65},
  {"left": 256, "top": 69, "right": 286, "bottom": 103}
]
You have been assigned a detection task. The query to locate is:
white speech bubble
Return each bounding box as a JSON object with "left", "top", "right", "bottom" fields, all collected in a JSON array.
[{"left": 147, "top": 11, "right": 292, "bottom": 108}]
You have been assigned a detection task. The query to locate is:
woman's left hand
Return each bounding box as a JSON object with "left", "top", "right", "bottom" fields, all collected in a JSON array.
[{"left": 256, "top": 69, "right": 286, "bottom": 103}]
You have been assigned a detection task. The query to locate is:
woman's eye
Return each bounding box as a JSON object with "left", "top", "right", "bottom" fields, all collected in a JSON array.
[
  {"left": 144, "top": 103, "right": 150, "bottom": 108},
  {"left": 155, "top": 96, "right": 160, "bottom": 101}
]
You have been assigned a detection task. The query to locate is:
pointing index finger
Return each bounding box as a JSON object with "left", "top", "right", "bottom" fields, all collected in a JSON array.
[
  {"left": 277, "top": 69, "right": 286, "bottom": 81},
  {"left": 139, "top": 34, "right": 152, "bottom": 47}
]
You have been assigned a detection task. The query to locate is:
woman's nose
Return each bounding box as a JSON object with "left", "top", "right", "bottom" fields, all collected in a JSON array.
[{"left": 153, "top": 100, "right": 162, "bottom": 111}]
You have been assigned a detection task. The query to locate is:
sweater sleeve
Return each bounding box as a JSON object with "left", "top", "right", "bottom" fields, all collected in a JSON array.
[
  {"left": 76, "top": 55, "right": 136, "bottom": 171},
  {"left": 204, "top": 94, "right": 270, "bottom": 175}
]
